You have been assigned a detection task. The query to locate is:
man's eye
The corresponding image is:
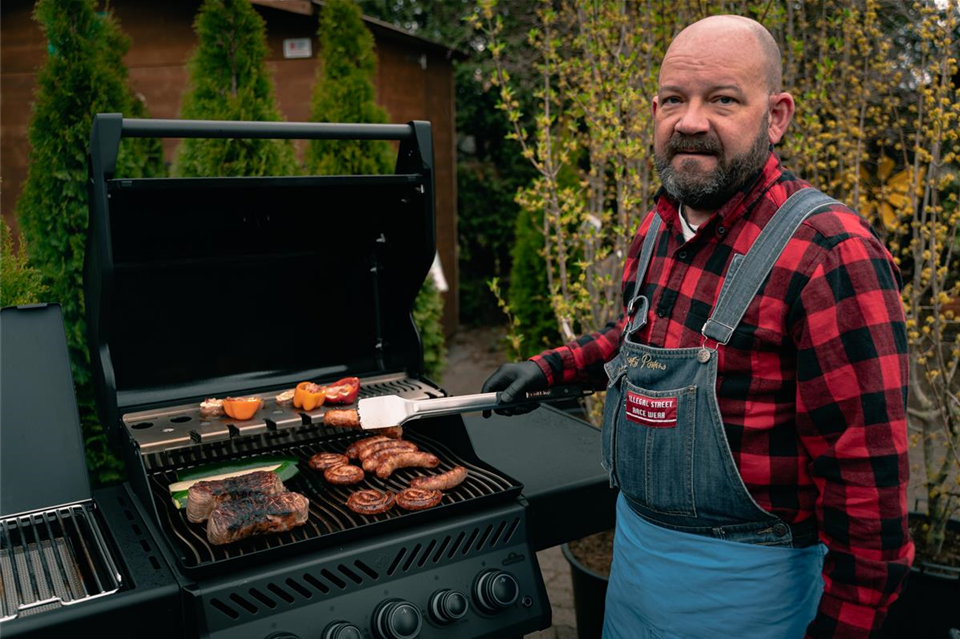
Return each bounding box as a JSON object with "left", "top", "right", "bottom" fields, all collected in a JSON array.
[
  {"left": 662, "top": 96, "right": 682, "bottom": 105},
  {"left": 716, "top": 96, "right": 736, "bottom": 105}
]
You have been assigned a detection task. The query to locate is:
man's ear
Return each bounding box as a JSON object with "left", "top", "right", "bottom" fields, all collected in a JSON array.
[
  {"left": 652, "top": 94, "right": 659, "bottom": 118},
  {"left": 768, "top": 92, "right": 795, "bottom": 144}
]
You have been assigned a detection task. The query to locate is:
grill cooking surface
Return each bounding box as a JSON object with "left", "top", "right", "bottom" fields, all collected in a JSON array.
[
  {"left": 0, "top": 504, "right": 122, "bottom": 622},
  {"left": 146, "top": 428, "right": 520, "bottom": 574}
]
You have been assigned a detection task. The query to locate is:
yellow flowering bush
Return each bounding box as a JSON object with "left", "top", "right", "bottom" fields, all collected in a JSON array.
[{"left": 472, "top": 0, "right": 959, "bottom": 556}]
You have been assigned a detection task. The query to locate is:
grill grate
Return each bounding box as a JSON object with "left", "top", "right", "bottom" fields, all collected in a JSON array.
[
  {"left": 147, "top": 429, "right": 520, "bottom": 573},
  {"left": 0, "top": 503, "right": 122, "bottom": 622}
]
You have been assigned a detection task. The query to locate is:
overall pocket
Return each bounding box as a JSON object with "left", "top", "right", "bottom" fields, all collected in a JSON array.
[{"left": 615, "top": 380, "right": 698, "bottom": 516}]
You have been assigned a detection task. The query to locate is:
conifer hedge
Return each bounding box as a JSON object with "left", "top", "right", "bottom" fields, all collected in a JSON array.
[
  {"left": 174, "top": 0, "right": 297, "bottom": 177},
  {"left": 16, "top": 0, "right": 162, "bottom": 484},
  {"left": 307, "top": 0, "right": 447, "bottom": 381}
]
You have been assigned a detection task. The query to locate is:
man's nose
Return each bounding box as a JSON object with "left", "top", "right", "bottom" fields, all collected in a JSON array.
[{"left": 674, "top": 101, "right": 710, "bottom": 135}]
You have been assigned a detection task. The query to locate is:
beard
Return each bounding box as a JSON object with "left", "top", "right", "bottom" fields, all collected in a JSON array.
[{"left": 654, "top": 115, "right": 771, "bottom": 211}]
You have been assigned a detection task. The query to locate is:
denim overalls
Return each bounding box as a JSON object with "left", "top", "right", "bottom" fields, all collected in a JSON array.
[{"left": 601, "top": 189, "right": 835, "bottom": 639}]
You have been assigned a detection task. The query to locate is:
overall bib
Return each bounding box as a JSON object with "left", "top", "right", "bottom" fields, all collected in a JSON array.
[{"left": 600, "top": 189, "right": 836, "bottom": 639}]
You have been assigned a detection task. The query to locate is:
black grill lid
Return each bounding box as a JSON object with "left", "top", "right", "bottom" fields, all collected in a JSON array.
[
  {"left": 0, "top": 304, "right": 92, "bottom": 516},
  {"left": 84, "top": 115, "right": 436, "bottom": 442}
]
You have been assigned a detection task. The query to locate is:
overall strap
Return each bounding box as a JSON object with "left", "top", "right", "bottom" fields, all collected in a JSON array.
[
  {"left": 624, "top": 213, "right": 664, "bottom": 335},
  {"left": 701, "top": 188, "right": 839, "bottom": 345}
]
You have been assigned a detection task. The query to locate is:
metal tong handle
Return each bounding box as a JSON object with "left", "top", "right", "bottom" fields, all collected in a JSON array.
[{"left": 411, "top": 384, "right": 592, "bottom": 418}]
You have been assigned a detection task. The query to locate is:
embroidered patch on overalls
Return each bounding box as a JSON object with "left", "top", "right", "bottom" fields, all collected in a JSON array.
[{"left": 624, "top": 391, "right": 678, "bottom": 428}]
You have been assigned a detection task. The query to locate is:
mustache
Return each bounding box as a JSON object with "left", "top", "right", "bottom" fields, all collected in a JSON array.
[{"left": 666, "top": 134, "right": 722, "bottom": 157}]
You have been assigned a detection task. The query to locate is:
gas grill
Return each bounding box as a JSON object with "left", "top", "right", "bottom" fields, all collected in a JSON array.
[{"left": 0, "top": 115, "right": 617, "bottom": 639}]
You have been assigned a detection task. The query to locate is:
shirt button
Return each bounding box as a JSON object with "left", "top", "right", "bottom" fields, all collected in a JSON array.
[
  {"left": 678, "top": 251, "right": 688, "bottom": 260},
  {"left": 656, "top": 309, "right": 667, "bottom": 318},
  {"left": 773, "top": 523, "right": 789, "bottom": 537},
  {"left": 717, "top": 226, "right": 726, "bottom": 235}
]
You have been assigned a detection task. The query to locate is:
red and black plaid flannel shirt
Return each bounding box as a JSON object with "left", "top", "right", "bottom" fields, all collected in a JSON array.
[{"left": 532, "top": 152, "right": 914, "bottom": 638}]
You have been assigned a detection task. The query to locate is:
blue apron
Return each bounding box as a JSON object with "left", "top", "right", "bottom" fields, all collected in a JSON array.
[{"left": 600, "top": 189, "right": 837, "bottom": 639}]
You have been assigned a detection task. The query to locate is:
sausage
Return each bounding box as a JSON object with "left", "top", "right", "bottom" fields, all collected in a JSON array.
[
  {"left": 375, "top": 452, "right": 440, "bottom": 479},
  {"left": 358, "top": 440, "right": 418, "bottom": 462},
  {"left": 362, "top": 444, "right": 421, "bottom": 472},
  {"left": 324, "top": 464, "right": 365, "bottom": 485},
  {"left": 395, "top": 488, "right": 443, "bottom": 511},
  {"left": 346, "top": 489, "right": 396, "bottom": 515},
  {"left": 380, "top": 426, "right": 404, "bottom": 439},
  {"left": 323, "top": 409, "right": 360, "bottom": 428},
  {"left": 410, "top": 466, "right": 468, "bottom": 491},
  {"left": 345, "top": 435, "right": 391, "bottom": 459},
  {"left": 308, "top": 452, "right": 349, "bottom": 471}
]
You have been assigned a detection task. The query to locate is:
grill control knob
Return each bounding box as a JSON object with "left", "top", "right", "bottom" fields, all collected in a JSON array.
[
  {"left": 429, "top": 589, "right": 469, "bottom": 624},
  {"left": 474, "top": 569, "right": 520, "bottom": 613},
  {"left": 323, "top": 622, "right": 363, "bottom": 639},
  {"left": 373, "top": 598, "right": 422, "bottom": 639}
]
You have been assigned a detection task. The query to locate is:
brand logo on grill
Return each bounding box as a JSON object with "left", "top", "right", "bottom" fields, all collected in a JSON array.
[
  {"left": 624, "top": 391, "right": 678, "bottom": 428},
  {"left": 502, "top": 552, "right": 525, "bottom": 566}
]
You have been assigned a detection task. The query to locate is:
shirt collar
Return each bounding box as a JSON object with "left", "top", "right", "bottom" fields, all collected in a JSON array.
[{"left": 654, "top": 150, "right": 784, "bottom": 233}]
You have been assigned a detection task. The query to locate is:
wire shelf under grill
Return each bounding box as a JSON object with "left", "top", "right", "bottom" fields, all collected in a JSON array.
[
  {"left": 0, "top": 503, "right": 122, "bottom": 623},
  {"left": 148, "top": 428, "right": 522, "bottom": 576}
]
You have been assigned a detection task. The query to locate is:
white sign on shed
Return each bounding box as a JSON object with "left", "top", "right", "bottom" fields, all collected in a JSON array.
[{"left": 283, "top": 38, "right": 312, "bottom": 59}]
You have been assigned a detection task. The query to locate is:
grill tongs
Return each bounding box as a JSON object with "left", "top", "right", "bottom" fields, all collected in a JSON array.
[{"left": 358, "top": 384, "right": 592, "bottom": 429}]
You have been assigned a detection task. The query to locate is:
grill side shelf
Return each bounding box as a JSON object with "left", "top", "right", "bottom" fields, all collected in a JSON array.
[
  {"left": 144, "top": 428, "right": 523, "bottom": 578},
  {"left": 0, "top": 503, "right": 122, "bottom": 623}
]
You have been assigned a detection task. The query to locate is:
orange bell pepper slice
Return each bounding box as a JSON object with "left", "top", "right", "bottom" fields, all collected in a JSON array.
[
  {"left": 222, "top": 396, "right": 262, "bottom": 421},
  {"left": 293, "top": 382, "right": 326, "bottom": 411}
]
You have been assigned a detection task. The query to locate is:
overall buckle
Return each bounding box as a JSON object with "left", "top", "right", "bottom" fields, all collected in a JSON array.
[
  {"left": 622, "top": 296, "right": 649, "bottom": 341},
  {"left": 698, "top": 328, "right": 719, "bottom": 364}
]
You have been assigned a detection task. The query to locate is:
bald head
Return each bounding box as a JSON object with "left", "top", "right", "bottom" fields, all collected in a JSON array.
[{"left": 665, "top": 15, "right": 782, "bottom": 94}]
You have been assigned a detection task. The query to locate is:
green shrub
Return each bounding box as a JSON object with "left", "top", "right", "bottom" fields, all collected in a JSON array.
[
  {"left": 0, "top": 218, "right": 47, "bottom": 307},
  {"left": 507, "top": 205, "right": 558, "bottom": 360},
  {"left": 16, "top": 0, "right": 162, "bottom": 485},
  {"left": 174, "top": 0, "right": 297, "bottom": 177},
  {"left": 307, "top": 0, "right": 446, "bottom": 380},
  {"left": 306, "top": 0, "right": 394, "bottom": 174}
]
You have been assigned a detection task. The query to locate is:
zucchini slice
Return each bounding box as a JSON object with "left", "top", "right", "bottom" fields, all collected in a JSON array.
[{"left": 169, "top": 457, "right": 299, "bottom": 509}]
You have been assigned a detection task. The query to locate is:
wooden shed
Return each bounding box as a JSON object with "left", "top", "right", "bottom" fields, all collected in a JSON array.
[{"left": 0, "top": 0, "right": 460, "bottom": 333}]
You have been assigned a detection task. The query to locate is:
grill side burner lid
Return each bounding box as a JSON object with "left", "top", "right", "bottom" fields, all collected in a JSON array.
[
  {"left": 84, "top": 116, "right": 437, "bottom": 444},
  {"left": 0, "top": 305, "right": 91, "bottom": 516}
]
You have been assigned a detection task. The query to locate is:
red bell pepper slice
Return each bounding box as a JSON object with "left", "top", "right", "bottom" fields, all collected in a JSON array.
[{"left": 324, "top": 377, "right": 360, "bottom": 404}]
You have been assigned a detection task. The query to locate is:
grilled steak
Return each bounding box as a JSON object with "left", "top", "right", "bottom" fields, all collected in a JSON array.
[
  {"left": 186, "top": 470, "right": 285, "bottom": 523},
  {"left": 206, "top": 491, "right": 310, "bottom": 545}
]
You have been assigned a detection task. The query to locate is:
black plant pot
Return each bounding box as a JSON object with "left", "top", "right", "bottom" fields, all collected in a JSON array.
[
  {"left": 562, "top": 542, "right": 610, "bottom": 639},
  {"left": 878, "top": 517, "right": 960, "bottom": 638}
]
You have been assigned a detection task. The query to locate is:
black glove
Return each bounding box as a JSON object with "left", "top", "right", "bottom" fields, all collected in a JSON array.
[{"left": 481, "top": 361, "right": 548, "bottom": 417}]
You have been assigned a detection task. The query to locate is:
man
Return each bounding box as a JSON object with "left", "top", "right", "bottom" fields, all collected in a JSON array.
[{"left": 483, "top": 15, "right": 913, "bottom": 639}]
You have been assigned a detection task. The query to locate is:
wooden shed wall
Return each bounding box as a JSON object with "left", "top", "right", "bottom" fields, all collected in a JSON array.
[{"left": 0, "top": 0, "right": 459, "bottom": 333}]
